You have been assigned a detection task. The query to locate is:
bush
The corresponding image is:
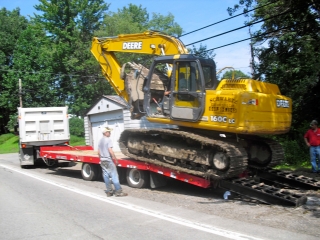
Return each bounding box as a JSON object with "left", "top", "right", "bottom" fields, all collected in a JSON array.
[
  {"left": 70, "top": 135, "right": 86, "bottom": 146},
  {"left": 69, "top": 117, "right": 84, "bottom": 137},
  {"left": 281, "top": 139, "right": 309, "bottom": 165},
  {"left": 6, "top": 114, "right": 18, "bottom": 132},
  {"left": 0, "top": 133, "right": 19, "bottom": 154},
  {"left": 0, "top": 133, "right": 16, "bottom": 145}
]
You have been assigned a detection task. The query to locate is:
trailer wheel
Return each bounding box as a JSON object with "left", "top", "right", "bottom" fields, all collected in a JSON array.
[
  {"left": 126, "top": 168, "right": 149, "bottom": 188},
  {"left": 20, "top": 164, "right": 30, "bottom": 169},
  {"left": 81, "top": 163, "right": 100, "bottom": 181}
]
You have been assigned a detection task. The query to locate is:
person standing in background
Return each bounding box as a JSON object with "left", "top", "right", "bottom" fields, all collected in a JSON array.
[
  {"left": 98, "top": 127, "right": 128, "bottom": 197},
  {"left": 304, "top": 120, "right": 320, "bottom": 173}
]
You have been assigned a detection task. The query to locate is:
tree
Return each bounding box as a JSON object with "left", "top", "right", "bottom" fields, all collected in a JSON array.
[
  {"left": 0, "top": 8, "right": 28, "bottom": 133},
  {"left": 94, "top": 4, "right": 147, "bottom": 37},
  {"left": 188, "top": 44, "right": 215, "bottom": 60},
  {"left": 33, "top": 0, "right": 112, "bottom": 116},
  {"left": 147, "top": 12, "right": 183, "bottom": 36},
  {"left": 95, "top": 4, "right": 184, "bottom": 68},
  {"left": 221, "top": 70, "right": 249, "bottom": 79},
  {"left": 69, "top": 116, "right": 84, "bottom": 137}
]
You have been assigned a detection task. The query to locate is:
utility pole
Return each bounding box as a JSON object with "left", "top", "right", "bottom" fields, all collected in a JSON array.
[
  {"left": 248, "top": 26, "right": 255, "bottom": 78},
  {"left": 19, "top": 78, "right": 23, "bottom": 108}
]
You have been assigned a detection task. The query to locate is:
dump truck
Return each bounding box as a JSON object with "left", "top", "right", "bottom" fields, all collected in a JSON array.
[{"left": 18, "top": 107, "right": 70, "bottom": 168}]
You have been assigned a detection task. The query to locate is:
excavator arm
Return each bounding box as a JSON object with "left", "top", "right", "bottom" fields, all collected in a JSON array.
[{"left": 90, "top": 31, "right": 188, "bottom": 102}]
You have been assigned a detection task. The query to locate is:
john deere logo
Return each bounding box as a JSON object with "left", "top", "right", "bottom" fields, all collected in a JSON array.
[{"left": 123, "top": 42, "right": 142, "bottom": 50}]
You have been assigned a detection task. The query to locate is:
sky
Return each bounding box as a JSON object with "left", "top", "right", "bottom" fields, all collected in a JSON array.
[{"left": 0, "top": 0, "right": 258, "bottom": 75}]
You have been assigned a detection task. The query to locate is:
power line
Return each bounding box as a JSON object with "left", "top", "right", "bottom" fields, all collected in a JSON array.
[
  {"left": 0, "top": 68, "right": 106, "bottom": 80},
  {"left": 180, "top": 0, "right": 278, "bottom": 37},
  {"left": 204, "top": 19, "right": 314, "bottom": 52},
  {"left": 186, "top": 10, "right": 292, "bottom": 46}
]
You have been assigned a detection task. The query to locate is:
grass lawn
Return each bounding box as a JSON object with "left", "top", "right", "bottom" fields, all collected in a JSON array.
[
  {"left": 0, "top": 133, "right": 86, "bottom": 154},
  {"left": 0, "top": 133, "right": 19, "bottom": 154}
]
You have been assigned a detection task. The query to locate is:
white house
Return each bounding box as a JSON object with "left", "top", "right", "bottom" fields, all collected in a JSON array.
[{"left": 84, "top": 95, "right": 176, "bottom": 152}]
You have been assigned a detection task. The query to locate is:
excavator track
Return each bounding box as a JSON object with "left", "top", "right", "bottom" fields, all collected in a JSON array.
[
  {"left": 240, "top": 135, "right": 285, "bottom": 169},
  {"left": 119, "top": 128, "right": 248, "bottom": 179}
]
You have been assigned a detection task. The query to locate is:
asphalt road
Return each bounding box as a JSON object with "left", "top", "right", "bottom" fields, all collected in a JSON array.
[{"left": 0, "top": 153, "right": 318, "bottom": 240}]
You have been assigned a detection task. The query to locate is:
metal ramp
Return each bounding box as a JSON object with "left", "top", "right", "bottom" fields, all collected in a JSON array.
[
  {"left": 256, "top": 169, "right": 320, "bottom": 191},
  {"left": 220, "top": 178, "right": 307, "bottom": 207}
]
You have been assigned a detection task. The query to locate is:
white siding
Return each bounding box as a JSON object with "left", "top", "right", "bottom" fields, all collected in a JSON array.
[
  {"left": 87, "top": 98, "right": 122, "bottom": 115},
  {"left": 88, "top": 109, "right": 124, "bottom": 151},
  {"left": 84, "top": 116, "right": 91, "bottom": 146}
]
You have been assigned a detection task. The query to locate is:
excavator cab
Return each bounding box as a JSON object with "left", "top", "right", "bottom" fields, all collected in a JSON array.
[{"left": 143, "top": 54, "right": 217, "bottom": 122}]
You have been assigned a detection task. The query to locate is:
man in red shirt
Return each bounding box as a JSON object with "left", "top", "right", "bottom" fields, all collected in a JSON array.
[{"left": 304, "top": 120, "right": 320, "bottom": 173}]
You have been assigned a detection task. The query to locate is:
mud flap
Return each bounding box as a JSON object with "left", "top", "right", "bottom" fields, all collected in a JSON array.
[
  {"left": 150, "top": 172, "right": 168, "bottom": 188},
  {"left": 19, "top": 147, "right": 35, "bottom": 167}
]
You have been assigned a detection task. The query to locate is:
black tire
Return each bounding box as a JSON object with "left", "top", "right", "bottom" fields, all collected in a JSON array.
[
  {"left": 20, "top": 164, "right": 30, "bottom": 169},
  {"left": 126, "top": 168, "right": 149, "bottom": 188},
  {"left": 46, "top": 159, "right": 59, "bottom": 168},
  {"left": 81, "top": 163, "right": 100, "bottom": 181},
  {"left": 117, "top": 167, "right": 126, "bottom": 184}
]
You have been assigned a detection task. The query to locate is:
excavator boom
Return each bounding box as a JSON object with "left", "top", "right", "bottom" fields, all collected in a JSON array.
[{"left": 91, "top": 31, "right": 188, "bottom": 102}]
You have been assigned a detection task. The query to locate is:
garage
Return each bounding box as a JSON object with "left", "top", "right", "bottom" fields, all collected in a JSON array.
[{"left": 84, "top": 95, "right": 176, "bottom": 152}]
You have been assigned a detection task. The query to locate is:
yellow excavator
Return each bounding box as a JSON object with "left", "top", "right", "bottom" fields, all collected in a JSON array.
[{"left": 91, "top": 30, "right": 292, "bottom": 179}]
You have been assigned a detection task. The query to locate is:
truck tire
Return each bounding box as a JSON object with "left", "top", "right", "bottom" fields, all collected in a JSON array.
[
  {"left": 81, "top": 163, "right": 100, "bottom": 181},
  {"left": 126, "top": 168, "right": 149, "bottom": 188},
  {"left": 20, "top": 164, "right": 30, "bottom": 169}
]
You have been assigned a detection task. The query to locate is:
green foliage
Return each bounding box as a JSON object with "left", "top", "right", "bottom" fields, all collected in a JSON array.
[
  {"left": 221, "top": 70, "right": 249, "bottom": 80},
  {"left": 69, "top": 117, "right": 84, "bottom": 137},
  {"left": 32, "top": 0, "right": 112, "bottom": 117},
  {"left": 188, "top": 44, "right": 215, "bottom": 60},
  {"left": 95, "top": 4, "right": 184, "bottom": 68},
  {"left": 70, "top": 135, "right": 86, "bottom": 146},
  {"left": 0, "top": 133, "right": 16, "bottom": 145},
  {"left": 6, "top": 114, "right": 18, "bottom": 131},
  {"left": 148, "top": 12, "right": 183, "bottom": 36},
  {"left": 0, "top": 7, "right": 28, "bottom": 133},
  {"left": 0, "top": 133, "right": 19, "bottom": 154},
  {"left": 281, "top": 139, "right": 309, "bottom": 165},
  {"left": 0, "top": 133, "right": 85, "bottom": 154}
]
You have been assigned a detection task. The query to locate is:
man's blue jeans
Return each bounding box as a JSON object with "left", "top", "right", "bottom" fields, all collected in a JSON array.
[
  {"left": 309, "top": 146, "right": 320, "bottom": 173},
  {"left": 100, "top": 161, "right": 122, "bottom": 193}
]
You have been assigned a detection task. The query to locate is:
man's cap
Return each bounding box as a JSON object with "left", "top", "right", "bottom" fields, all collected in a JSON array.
[
  {"left": 102, "top": 127, "right": 113, "bottom": 133},
  {"left": 310, "top": 120, "right": 318, "bottom": 126}
]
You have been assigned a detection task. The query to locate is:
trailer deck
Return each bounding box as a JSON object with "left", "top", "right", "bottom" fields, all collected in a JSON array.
[
  {"left": 40, "top": 146, "right": 211, "bottom": 188},
  {"left": 39, "top": 145, "right": 320, "bottom": 207}
]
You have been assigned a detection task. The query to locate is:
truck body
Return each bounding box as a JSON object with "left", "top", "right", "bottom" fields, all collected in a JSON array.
[{"left": 18, "top": 107, "right": 70, "bottom": 167}]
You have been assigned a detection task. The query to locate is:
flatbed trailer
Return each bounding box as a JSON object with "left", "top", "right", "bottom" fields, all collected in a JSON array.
[
  {"left": 39, "top": 145, "right": 320, "bottom": 207},
  {"left": 39, "top": 145, "right": 211, "bottom": 189}
]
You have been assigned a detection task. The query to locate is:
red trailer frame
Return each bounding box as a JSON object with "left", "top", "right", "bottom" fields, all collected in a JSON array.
[
  {"left": 39, "top": 145, "right": 212, "bottom": 188},
  {"left": 39, "top": 145, "right": 314, "bottom": 207}
]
